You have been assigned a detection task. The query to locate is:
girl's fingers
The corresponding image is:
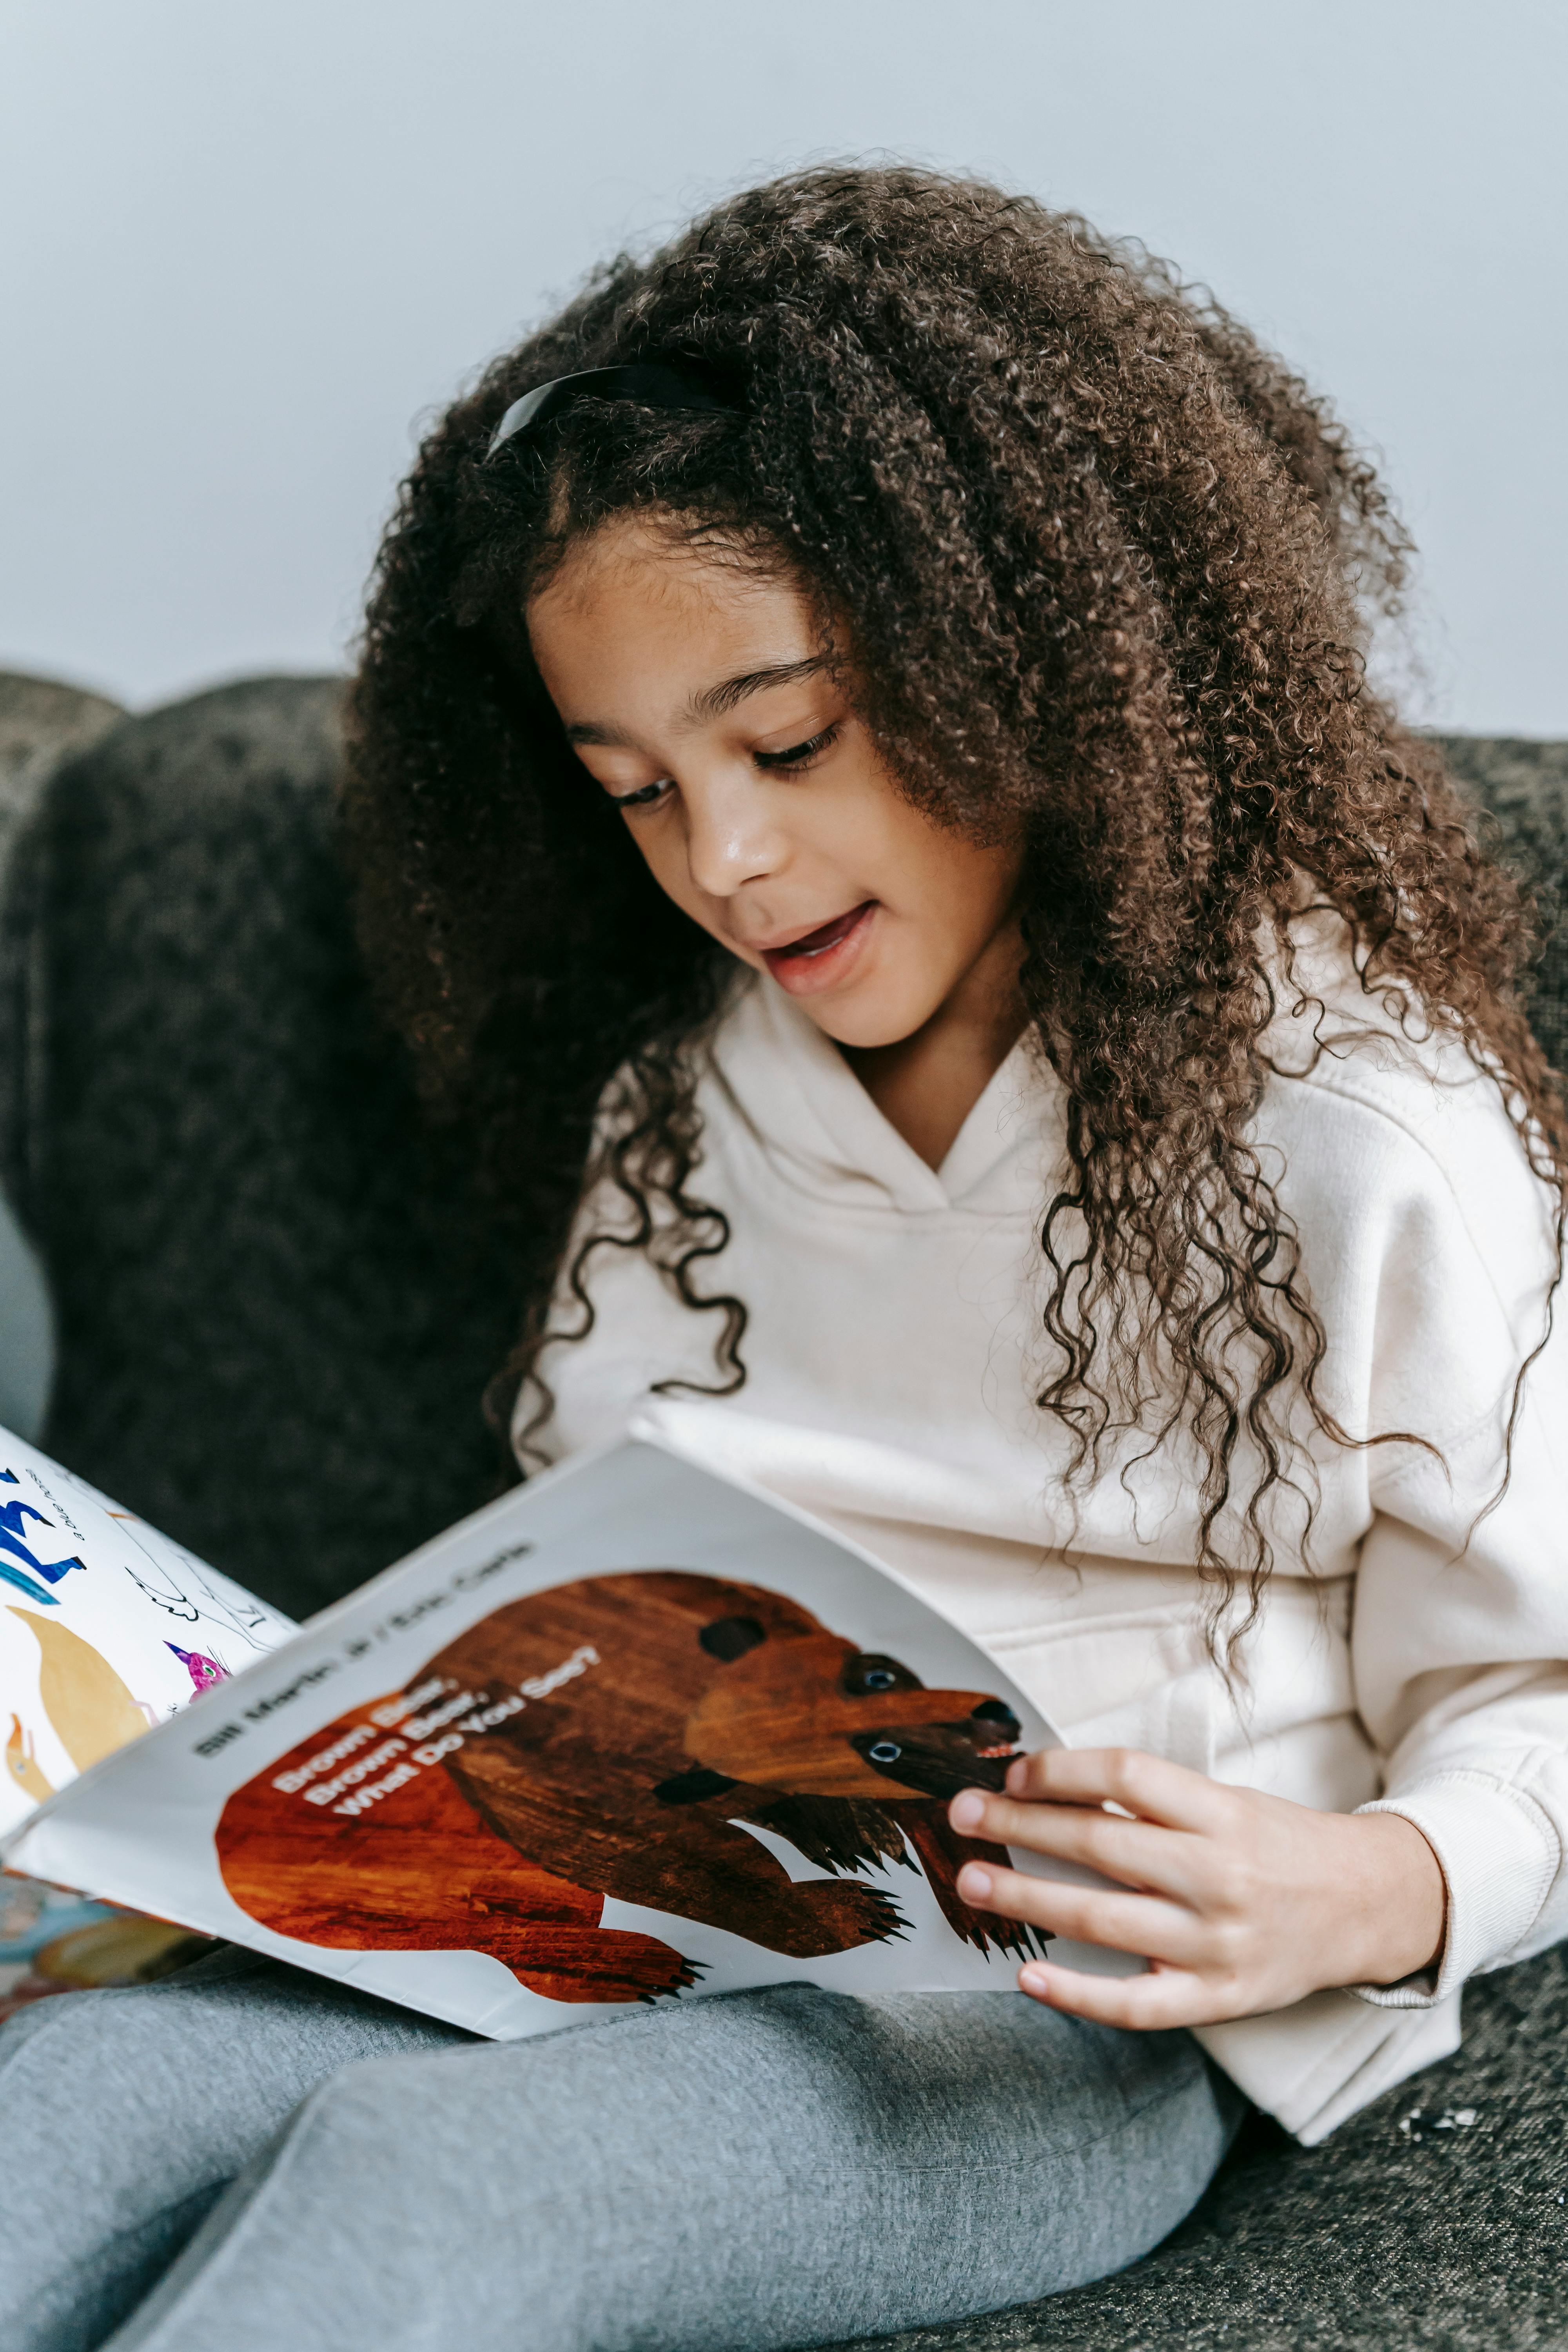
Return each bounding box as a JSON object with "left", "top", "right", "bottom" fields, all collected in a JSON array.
[
  {"left": 1000, "top": 1746, "right": 1233, "bottom": 1834},
  {"left": 954, "top": 1857, "right": 1204, "bottom": 1962},
  {"left": 952, "top": 1789, "right": 1207, "bottom": 1898},
  {"left": 1016, "top": 1957, "right": 1212, "bottom": 2032}
]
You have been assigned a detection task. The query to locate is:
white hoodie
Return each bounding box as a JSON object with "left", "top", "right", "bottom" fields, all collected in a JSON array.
[{"left": 526, "top": 913, "right": 1568, "bottom": 2143}]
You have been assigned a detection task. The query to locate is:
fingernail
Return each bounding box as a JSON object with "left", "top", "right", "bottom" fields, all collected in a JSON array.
[
  {"left": 949, "top": 1789, "right": 985, "bottom": 1832},
  {"left": 1005, "top": 1757, "right": 1028, "bottom": 1794},
  {"left": 958, "top": 1862, "right": 993, "bottom": 1902},
  {"left": 1019, "top": 1966, "right": 1049, "bottom": 1996}
]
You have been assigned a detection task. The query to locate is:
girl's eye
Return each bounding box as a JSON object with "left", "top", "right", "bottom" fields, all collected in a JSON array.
[
  {"left": 604, "top": 721, "right": 841, "bottom": 806},
  {"left": 609, "top": 779, "right": 675, "bottom": 811},
  {"left": 753, "top": 722, "right": 841, "bottom": 774}
]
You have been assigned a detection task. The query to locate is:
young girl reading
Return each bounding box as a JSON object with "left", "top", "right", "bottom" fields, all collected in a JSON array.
[{"left": 4, "top": 165, "right": 1566, "bottom": 2352}]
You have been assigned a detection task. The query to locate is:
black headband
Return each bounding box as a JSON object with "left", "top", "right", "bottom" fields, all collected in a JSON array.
[{"left": 485, "top": 362, "right": 735, "bottom": 459}]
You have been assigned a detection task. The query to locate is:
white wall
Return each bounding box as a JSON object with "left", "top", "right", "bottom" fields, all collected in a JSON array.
[{"left": 2, "top": 0, "right": 1563, "bottom": 733}]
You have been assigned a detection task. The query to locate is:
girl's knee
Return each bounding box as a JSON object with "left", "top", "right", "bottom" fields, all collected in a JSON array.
[{"left": 262, "top": 2043, "right": 507, "bottom": 2202}]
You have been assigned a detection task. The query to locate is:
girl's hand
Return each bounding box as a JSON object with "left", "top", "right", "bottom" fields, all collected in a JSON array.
[{"left": 948, "top": 1748, "right": 1447, "bottom": 2029}]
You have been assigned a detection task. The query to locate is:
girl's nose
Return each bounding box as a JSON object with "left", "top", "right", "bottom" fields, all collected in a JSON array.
[{"left": 681, "top": 773, "right": 786, "bottom": 900}]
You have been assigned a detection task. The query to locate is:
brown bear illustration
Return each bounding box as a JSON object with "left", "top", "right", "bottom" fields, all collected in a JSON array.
[
  {"left": 216, "top": 1572, "right": 1047, "bottom": 2006},
  {"left": 216, "top": 1720, "right": 695, "bottom": 2004}
]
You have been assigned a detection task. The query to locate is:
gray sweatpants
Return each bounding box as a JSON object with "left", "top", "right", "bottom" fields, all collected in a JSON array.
[{"left": 0, "top": 1950, "right": 1240, "bottom": 2352}]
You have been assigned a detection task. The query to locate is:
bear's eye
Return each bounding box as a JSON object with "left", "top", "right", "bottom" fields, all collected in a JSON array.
[
  {"left": 841, "top": 1652, "right": 920, "bottom": 1697},
  {"left": 868, "top": 1740, "right": 902, "bottom": 1764}
]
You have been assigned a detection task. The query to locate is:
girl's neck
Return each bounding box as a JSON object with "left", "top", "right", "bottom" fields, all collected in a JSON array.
[{"left": 839, "top": 923, "right": 1027, "bottom": 1170}]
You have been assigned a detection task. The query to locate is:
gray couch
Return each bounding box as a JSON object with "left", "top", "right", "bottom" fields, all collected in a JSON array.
[{"left": 5, "top": 670, "right": 1568, "bottom": 2351}]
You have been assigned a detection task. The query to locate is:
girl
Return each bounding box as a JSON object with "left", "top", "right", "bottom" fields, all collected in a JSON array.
[{"left": 4, "top": 165, "right": 1566, "bottom": 2352}]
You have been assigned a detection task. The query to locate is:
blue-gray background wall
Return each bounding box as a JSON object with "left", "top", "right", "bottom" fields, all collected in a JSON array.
[{"left": 2, "top": 0, "right": 1563, "bottom": 733}]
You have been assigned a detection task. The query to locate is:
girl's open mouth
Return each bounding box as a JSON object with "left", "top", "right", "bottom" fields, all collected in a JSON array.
[{"left": 760, "top": 901, "right": 875, "bottom": 994}]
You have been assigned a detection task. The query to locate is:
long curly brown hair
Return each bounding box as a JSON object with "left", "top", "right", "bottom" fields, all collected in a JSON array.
[{"left": 345, "top": 165, "right": 1564, "bottom": 1645}]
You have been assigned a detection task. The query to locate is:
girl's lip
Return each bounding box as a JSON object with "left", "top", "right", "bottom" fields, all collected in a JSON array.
[{"left": 759, "top": 901, "right": 876, "bottom": 995}]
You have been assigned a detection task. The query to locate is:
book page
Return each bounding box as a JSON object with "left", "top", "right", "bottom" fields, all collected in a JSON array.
[{"left": 0, "top": 1426, "right": 295, "bottom": 1842}]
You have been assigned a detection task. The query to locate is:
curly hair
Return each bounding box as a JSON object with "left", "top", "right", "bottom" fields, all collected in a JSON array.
[{"left": 345, "top": 164, "right": 1566, "bottom": 1649}]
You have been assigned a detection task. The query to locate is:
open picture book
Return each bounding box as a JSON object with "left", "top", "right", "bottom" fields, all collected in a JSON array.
[{"left": 0, "top": 1422, "right": 1134, "bottom": 2036}]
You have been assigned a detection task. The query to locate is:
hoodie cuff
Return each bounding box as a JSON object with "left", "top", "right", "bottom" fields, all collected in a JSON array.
[{"left": 1348, "top": 1772, "right": 1559, "bottom": 2008}]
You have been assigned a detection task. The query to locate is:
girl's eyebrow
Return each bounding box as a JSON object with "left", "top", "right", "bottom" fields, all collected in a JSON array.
[
  {"left": 689, "top": 655, "right": 831, "bottom": 721},
  {"left": 564, "top": 719, "right": 634, "bottom": 746}
]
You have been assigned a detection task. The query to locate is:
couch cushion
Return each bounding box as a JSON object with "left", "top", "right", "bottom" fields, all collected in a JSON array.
[
  {"left": 1438, "top": 732, "right": 1568, "bottom": 1069},
  {"left": 6, "top": 676, "right": 522, "bottom": 1620},
  {"left": 0, "top": 673, "right": 124, "bottom": 1439}
]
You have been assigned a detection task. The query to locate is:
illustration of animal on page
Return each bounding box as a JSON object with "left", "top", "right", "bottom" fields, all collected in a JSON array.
[
  {"left": 0, "top": 1472, "right": 86, "bottom": 1608},
  {"left": 215, "top": 1571, "right": 1049, "bottom": 2004}
]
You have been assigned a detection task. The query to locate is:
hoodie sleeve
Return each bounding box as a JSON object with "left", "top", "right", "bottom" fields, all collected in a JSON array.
[{"left": 1320, "top": 1054, "right": 1568, "bottom": 2007}]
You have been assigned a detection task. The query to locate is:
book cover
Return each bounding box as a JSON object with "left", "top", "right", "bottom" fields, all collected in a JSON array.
[{"left": 2, "top": 1426, "right": 1135, "bottom": 2034}]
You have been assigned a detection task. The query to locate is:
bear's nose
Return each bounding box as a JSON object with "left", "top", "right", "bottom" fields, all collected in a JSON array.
[{"left": 970, "top": 1701, "right": 1019, "bottom": 1733}]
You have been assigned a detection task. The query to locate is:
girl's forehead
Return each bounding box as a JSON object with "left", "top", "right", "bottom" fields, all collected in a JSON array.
[
  {"left": 530, "top": 514, "right": 795, "bottom": 628},
  {"left": 527, "top": 522, "right": 824, "bottom": 719}
]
